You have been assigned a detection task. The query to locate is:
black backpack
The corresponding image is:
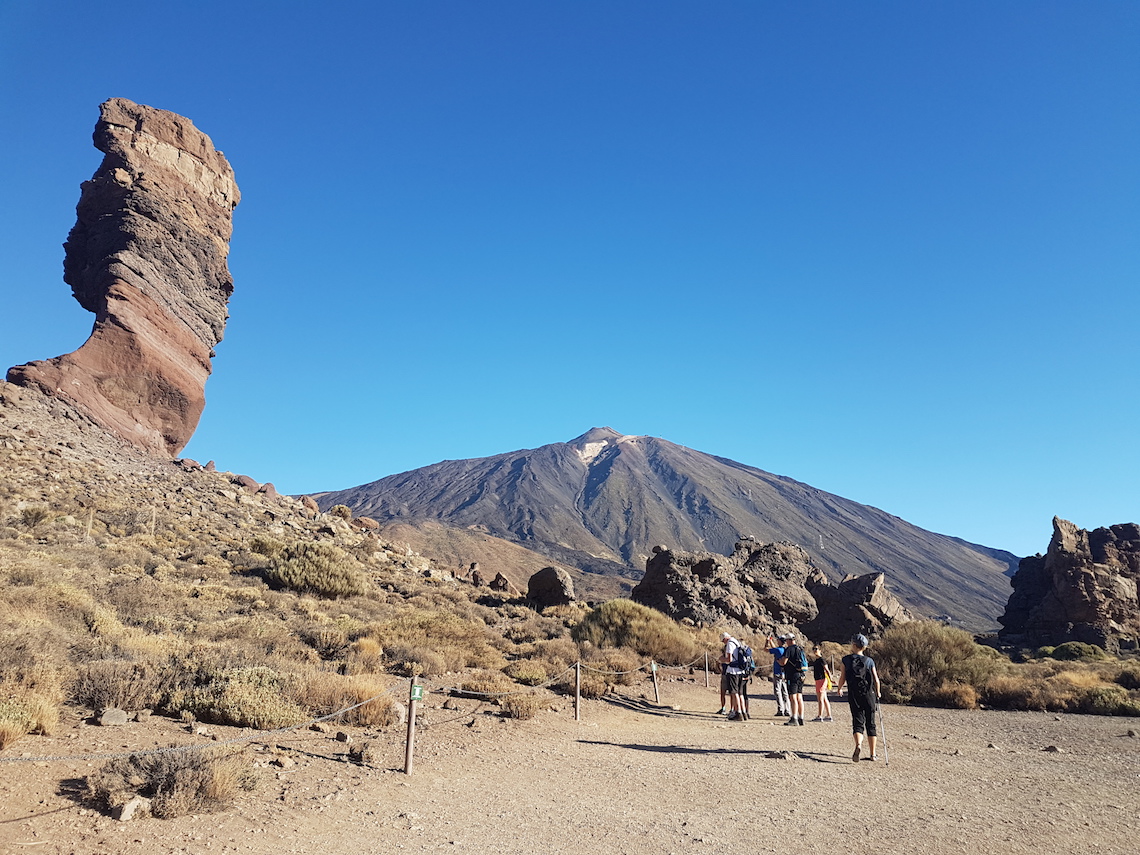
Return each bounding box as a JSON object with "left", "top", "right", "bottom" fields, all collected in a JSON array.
[{"left": 847, "top": 654, "right": 872, "bottom": 692}]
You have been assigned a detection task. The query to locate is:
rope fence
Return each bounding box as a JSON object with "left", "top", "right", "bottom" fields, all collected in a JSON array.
[{"left": 0, "top": 654, "right": 719, "bottom": 773}]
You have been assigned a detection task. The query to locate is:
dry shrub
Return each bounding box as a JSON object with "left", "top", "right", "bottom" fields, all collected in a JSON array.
[
  {"left": 368, "top": 609, "right": 505, "bottom": 674},
  {"left": 72, "top": 659, "right": 167, "bottom": 712},
  {"left": 86, "top": 746, "right": 256, "bottom": 818},
  {"left": 345, "top": 637, "right": 384, "bottom": 674},
  {"left": 1114, "top": 661, "right": 1140, "bottom": 690},
  {"left": 0, "top": 689, "right": 61, "bottom": 749},
  {"left": 304, "top": 627, "right": 348, "bottom": 660},
  {"left": 501, "top": 692, "right": 549, "bottom": 720},
  {"left": 264, "top": 542, "right": 369, "bottom": 598},
  {"left": 505, "top": 660, "right": 549, "bottom": 686},
  {"left": 460, "top": 669, "right": 515, "bottom": 697},
  {"left": 172, "top": 666, "right": 308, "bottom": 730},
  {"left": 873, "top": 621, "right": 1002, "bottom": 704},
  {"left": 982, "top": 664, "right": 1140, "bottom": 714},
  {"left": 571, "top": 600, "right": 699, "bottom": 665},
  {"left": 586, "top": 647, "right": 644, "bottom": 686},
  {"left": 293, "top": 672, "right": 397, "bottom": 726},
  {"left": 1074, "top": 685, "right": 1140, "bottom": 716},
  {"left": 929, "top": 682, "right": 979, "bottom": 710}
]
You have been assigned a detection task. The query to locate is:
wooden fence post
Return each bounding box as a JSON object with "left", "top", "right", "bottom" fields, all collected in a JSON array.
[
  {"left": 404, "top": 677, "right": 422, "bottom": 775},
  {"left": 651, "top": 661, "right": 660, "bottom": 704},
  {"left": 704, "top": 652, "right": 709, "bottom": 688},
  {"left": 574, "top": 661, "right": 581, "bottom": 722}
]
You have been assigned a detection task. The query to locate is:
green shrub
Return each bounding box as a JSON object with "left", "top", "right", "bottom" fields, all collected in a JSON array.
[
  {"left": 1050, "top": 642, "right": 1109, "bottom": 662},
  {"left": 872, "top": 621, "right": 1003, "bottom": 704},
  {"left": 264, "top": 542, "right": 369, "bottom": 598},
  {"left": 1074, "top": 685, "right": 1140, "bottom": 716},
  {"left": 172, "top": 666, "right": 308, "bottom": 730},
  {"left": 1114, "top": 661, "right": 1140, "bottom": 690},
  {"left": 571, "top": 600, "right": 698, "bottom": 665}
]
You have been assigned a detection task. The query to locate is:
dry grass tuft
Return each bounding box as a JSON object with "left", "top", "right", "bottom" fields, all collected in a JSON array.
[
  {"left": 86, "top": 746, "right": 257, "bottom": 818},
  {"left": 572, "top": 600, "right": 699, "bottom": 665}
]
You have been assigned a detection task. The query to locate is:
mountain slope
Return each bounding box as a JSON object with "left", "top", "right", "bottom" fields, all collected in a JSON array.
[{"left": 314, "top": 427, "right": 1019, "bottom": 629}]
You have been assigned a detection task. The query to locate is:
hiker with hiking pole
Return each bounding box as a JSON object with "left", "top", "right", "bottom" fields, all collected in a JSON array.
[{"left": 834, "top": 633, "right": 882, "bottom": 762}]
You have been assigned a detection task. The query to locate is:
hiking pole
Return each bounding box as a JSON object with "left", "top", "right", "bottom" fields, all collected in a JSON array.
[{"left": 877, "top": 703, "right": 889, "bottom": 766}]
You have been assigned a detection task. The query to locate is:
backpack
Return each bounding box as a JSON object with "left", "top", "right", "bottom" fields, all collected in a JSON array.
[
  {"left": 732, "top": 643, "right": 756, "bottom": 676},
  {"left": 847, "top": 654, "right": 872, "bottom": 693},
  {"left": 785, "top": 644, "right": 809, "bottom": 674}
]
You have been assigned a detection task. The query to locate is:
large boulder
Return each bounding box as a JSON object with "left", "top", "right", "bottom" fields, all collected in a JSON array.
[
  {"left": 631, "top": 540, "right": 823, "bottom": 631},
  {"left": 527, "top": 566, "right": 576, "bottom": 609},
  {"left": 800, "top": 572, "right": 914, "bottom": 642},
  {"left": 999, "top": 517, "right": 1140, "bottom": 652},
  {"left": 7, "top": 98, "right": 239, "bottom": 457}
]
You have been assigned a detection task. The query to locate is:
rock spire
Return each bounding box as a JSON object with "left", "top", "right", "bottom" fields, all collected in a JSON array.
[{"left": 7, "top": 98, "right": 239, "bottom": 456}]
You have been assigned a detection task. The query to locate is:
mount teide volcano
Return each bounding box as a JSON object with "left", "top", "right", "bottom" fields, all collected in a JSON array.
[{"left": 315, "top": 427, "right": 1018, "bottom": 629}]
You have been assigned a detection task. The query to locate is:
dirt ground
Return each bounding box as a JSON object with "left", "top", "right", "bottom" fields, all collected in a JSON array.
[{"left": 2, "top": 676, "right": 1138, "bottom": 855}]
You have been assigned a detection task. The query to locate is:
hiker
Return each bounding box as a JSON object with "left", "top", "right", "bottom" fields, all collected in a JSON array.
[
  {"left": 810, "top": 643, "right": 834, "bottom": 722},
  {"left": 779, "top": 632, "right": 810, "bottom": 726},
  {"left": 834, "top": 633, "right": 882, "bottom": 761},
  {"left": 765, "top": 633, "right": 790, "bottom": 717},
  {"left": 719, "top": 631, "right": 748, "bottom": 721}
]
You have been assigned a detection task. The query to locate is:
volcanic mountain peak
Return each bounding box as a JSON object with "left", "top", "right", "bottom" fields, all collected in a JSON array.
[
  {"left": 568, "top": 426, "right": 633, "bottom": 465},
  {"left": 316, "top": 428, "right": 1019, "bottom": 629}
]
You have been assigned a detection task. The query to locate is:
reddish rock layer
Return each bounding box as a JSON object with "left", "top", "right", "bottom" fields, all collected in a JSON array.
[{"left": 7, "top": 98, "right": 239, "bottom": 456}]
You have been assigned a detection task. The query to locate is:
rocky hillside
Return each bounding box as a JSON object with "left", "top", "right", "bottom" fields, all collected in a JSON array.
[{"left": 315, "top": 427, "right": 1019, "bottom": 629}]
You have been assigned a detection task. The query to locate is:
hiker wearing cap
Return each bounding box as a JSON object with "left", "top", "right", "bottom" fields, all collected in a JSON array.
[
  {"left": 719, "top": 631, "right": 748, "bottom": 721},
  {"left": 765, "top": 633, "right": 791, "bottom": 718},
  {"left": 778, "top": 632, "right": 810, "bottom": 726},
  {"left": 835, "top": 634, "right": 882, "bottom": 762}
]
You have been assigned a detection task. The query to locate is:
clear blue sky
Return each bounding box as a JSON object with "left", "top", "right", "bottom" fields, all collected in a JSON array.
[{"left": 1, "top": 1, "right": 1136, "bottom": 558}]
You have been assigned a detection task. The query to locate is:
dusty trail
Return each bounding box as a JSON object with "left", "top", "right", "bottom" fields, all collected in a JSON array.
[{"left": 2, "top": 679, "right": 1137, "bottom": 855}]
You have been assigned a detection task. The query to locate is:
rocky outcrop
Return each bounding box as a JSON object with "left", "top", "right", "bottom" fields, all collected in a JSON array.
[
  {"left": 7, "top": 98, "right": 239, "bottom": 457},
  {"left": 999, "top": 517, "right": 1140, "bottom": 652},
  {"left": 527, "top": 566, "right": 576, "bottom": 609},
  {"left": 801, "top": 572, "right": 914, "bottom": 642},
  {"left": 631, "top": 540, "right": 824, "bottom": 631}
]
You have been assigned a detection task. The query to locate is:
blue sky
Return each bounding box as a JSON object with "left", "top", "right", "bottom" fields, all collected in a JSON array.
[{"left": 1, "top": 1, "right": 1136, "bottom": 558}]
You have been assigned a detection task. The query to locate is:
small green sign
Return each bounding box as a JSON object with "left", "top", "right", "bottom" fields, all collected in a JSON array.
[
  {"left": 410, "top": 685, "right": 424, "bottom": 701},
  {"left": 651, "top": 662, "right": 658, "bottom": 673}
]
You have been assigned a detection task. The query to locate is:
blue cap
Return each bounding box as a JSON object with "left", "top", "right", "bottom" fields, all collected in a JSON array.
[{"left": 852, "top": 634, "right": 869, "bottom": 648}]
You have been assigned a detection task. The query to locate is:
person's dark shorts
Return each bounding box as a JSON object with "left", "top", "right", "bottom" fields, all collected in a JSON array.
[
  {"left": 849, "top": 694, "right": 878, "bottom": 735},
  {"left": 725, "top": 672, "right": 745, "bottom": 695},
  {"left": 786, "top": 671, "right": 806, "bottom": 694}
]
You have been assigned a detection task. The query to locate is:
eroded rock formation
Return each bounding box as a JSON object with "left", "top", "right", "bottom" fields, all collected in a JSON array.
[
  {"left": 801, "top": 572, "right": 913, "bottom": 642},
  {"left": 999, "top": 517, "right": 1140, "bottom": 652},
  {"left": 7, "top": 98, "right": 239, "bottom": 456},
  {"left": 631, "top": 540, "right": 824, "bottom": 631},
  {"left": 632, "top": 539, "right": 912, "bottom": 641}
]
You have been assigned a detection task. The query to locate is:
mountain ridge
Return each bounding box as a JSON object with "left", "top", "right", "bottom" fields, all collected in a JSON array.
[{"left": 314, "top": 427, "right": 1019, "bottom": 629}]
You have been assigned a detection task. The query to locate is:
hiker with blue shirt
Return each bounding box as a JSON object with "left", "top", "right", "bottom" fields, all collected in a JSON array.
[
  {"left": 765, "top": 633, "right": 790, "bottom": 718},
  {"left": 779, "top": 632, "right": 810, "bottom": 726}
]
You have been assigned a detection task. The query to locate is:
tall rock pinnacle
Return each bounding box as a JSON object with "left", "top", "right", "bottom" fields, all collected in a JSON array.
[{"left": 7, "top": 98, "right": 240, "bottom": 456}]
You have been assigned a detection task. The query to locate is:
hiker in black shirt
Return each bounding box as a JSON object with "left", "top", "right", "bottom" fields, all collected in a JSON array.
[{"left": 835, "top": 633, "right": 881, "bottom": 762}]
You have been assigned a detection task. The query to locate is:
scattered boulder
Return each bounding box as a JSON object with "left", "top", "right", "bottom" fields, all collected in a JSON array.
[
  {"left": 999, "top": 517, "right": 1140, "bottom": 652},
  {"left": 300, "top": 495, "right": 320, "bottom": 517},
  {"left": 527, "top": 566, "right": 576, "bottom": 608},
  {"left": 489, "top": 572, "right": 521, "bottom": 597},
  {"left": 6, "top": 98, "right": 239, "bottom": 457},
  {"left": 115, "top": 796, "right": 152, "bottom": 822},
  {"left": 470, "top": 564, "right": 486, "bottom": 587},
  {"left": 98, "top": 708, "right": 130, "bottom": 727},
  {"left": 257, "top": 482, "right": 279, "bottom": 501},
  {"left": 350, "top": 516, "right": 380, "bottom": 531},
  {"left": 232, "top": 474, "right": 260, "bottom": 493}
]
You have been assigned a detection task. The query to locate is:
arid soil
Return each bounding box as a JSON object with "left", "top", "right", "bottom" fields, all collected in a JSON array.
[{"left": 2, "top": 678, "right": 1137, "bottom": 855}]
